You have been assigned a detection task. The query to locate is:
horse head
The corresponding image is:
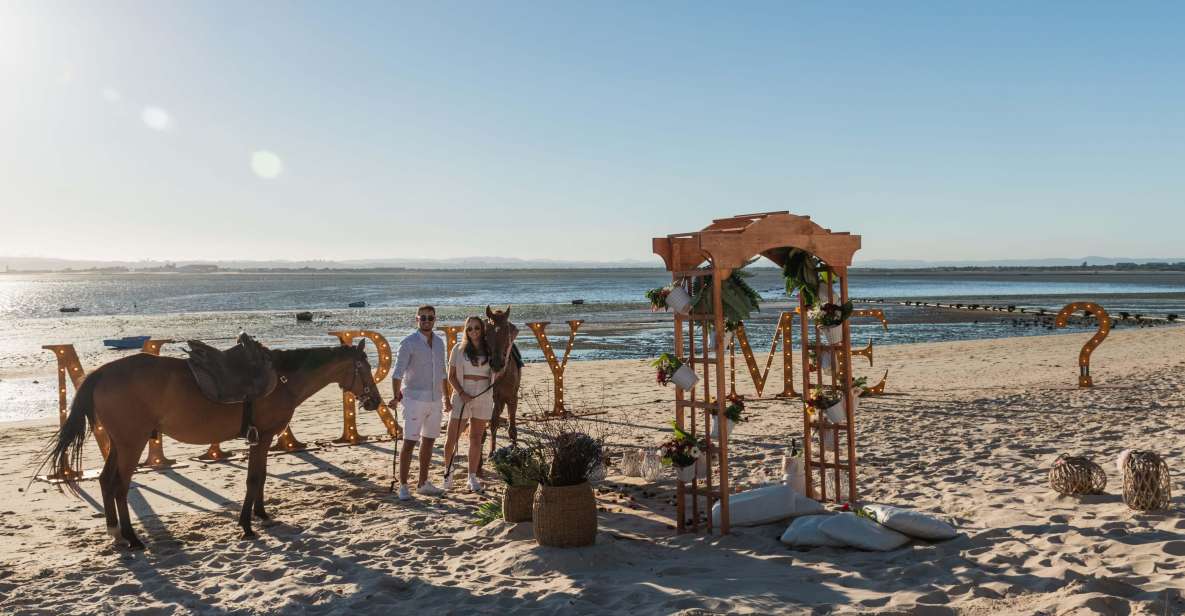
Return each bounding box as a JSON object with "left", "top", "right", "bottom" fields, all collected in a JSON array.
[
  {"left": 342, "top": 339, "right": 381, "bottom": 411},
  {"left": 484, "top": 305, "right": 516, "bottom": 372}
]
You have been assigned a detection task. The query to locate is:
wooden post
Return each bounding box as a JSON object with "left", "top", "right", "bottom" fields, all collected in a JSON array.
[
  {"left": 840, "top": 270, "right": 857, "bottom": 502},
  {"left": 674, "top": 298, "right": 686, "bottom": 533},
  {"left": 798, "top": 294, "right": 814, "bottom": 500},
  {"left": 712, "top": 267, "right": 730, "bottom": 535}
]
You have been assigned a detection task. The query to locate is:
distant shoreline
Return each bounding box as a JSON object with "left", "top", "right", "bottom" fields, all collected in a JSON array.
[{"left": 3, "top": 265, "right": 1185, "bottom": 275}]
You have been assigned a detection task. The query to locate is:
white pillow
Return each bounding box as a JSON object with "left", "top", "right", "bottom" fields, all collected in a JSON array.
[
  {"left": 711, "top": 484, "right": 825, "bottom": 527},
  {"left": 862, "top": 504, "right": 957, "bottom": 541},
  {"left": 780, "top": 514, "right": 844, "bottom": 547},
  {"left": 819, "top": 513, "right": 910, "bottom": 551}
]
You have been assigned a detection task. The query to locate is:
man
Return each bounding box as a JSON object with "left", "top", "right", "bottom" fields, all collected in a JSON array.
[{"left": 391, "top": 304, "right": 452, "bottom": 500}]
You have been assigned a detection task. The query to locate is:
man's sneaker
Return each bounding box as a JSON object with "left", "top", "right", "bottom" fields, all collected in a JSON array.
[
  {"left": 417, "top": 481, "right": 444, "bottom": 496},
  {"left": 398, "top": 485, "right": 412, "bottom": 501},
  {"left": 467, "top": 476, "right": 483, "bottom": 493},
  {"left": 442, "top": 475, "right": 453, "bottom": 491}
]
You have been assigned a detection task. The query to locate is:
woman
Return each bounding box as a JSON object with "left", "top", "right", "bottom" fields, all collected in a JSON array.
[{"left": 441, "top": 316, "right": 496, "bottom": 492}]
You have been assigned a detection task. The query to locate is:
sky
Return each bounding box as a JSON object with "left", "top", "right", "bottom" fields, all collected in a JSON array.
[{"left": 1, "top": 2, "right": 1183, "bottom": 264}]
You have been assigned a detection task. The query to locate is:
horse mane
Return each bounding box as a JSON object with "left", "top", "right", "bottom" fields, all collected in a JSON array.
[{"left": 269, "top": 346, "right": 353, "bottom": 372}]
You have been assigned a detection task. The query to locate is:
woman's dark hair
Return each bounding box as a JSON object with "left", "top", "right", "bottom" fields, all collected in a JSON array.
[{"left": 460, "top": 316, "right": 490, "bottom": 366}]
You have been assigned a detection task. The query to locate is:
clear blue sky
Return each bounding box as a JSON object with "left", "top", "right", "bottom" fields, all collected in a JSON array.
[{"left": 2, "top": 2, "right": 1183, "bottom": 263}]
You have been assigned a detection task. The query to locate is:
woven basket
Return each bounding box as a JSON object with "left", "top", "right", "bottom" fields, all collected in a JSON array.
[
  {"left": 502, "top": 484, "right": 537, "bottom": 523},
  {"left": 533, "top": 482, "right": 597, "bottom": 547},
  {"left": 1049, "top": 454, "right": 1107, "bottom": 496},
  {"left": 1122, "top": 451, "right": 1172, "bottom": 512}
]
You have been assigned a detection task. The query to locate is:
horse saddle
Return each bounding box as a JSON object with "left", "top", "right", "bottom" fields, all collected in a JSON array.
[{"left": 186, "top": 333, "right": 278, "bottom": 404}]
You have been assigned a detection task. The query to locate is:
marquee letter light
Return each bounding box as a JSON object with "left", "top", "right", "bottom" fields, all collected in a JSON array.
[
  {"left": 437, "top": 324, "right": 466, "bottom": 400},
  {"left": 327, "top": 330, "right": 397, "bottom": 444},
  {"left": 41, "top": 345, "right": 109, "bottom": 479},
  {"left": 525, "top": 320, "right": 582, "bottom": 416},
  {"left": 798, "top": 307, "right": 891, "bottom": 394},
  {"left": 848, "top": 309, "right": 890, "bottom": 394},
  {"left": 41, "top": 339, "right": 183, "bottom": 477},
  {"left": 730, "top": 311, "right": 797, "bottom": 397},
  {"left": 1053, "top": 302, "right": 1111, "bottom": 387},
  {"left": 139, "top": 339, "right": 178, "bottom": 468}
]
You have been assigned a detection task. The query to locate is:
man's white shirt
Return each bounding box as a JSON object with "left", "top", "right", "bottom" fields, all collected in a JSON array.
[{"left": 392, "top": 330, "right": 447, "bottom": 403}]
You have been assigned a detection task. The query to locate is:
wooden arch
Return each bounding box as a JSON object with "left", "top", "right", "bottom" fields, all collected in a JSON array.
[{"left": 652, "top": 211, "right": 862, "bottom": 535}]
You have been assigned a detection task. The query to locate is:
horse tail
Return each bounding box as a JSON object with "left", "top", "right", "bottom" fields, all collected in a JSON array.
[{"left": 34, "top": 371, "right": 102, "bottom": 497}]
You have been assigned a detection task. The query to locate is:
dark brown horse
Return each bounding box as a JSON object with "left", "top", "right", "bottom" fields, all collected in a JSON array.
[
  {"left": 485, "top": 305, "right": 522, "bottom": 453},
  {"left": 38, "top": 340, "right": 380, "bottom": 549}
]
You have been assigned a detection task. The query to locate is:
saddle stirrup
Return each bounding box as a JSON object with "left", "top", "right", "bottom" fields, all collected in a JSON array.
[{"left": 241, "top": 399, "right": 259, "bottom": 445}]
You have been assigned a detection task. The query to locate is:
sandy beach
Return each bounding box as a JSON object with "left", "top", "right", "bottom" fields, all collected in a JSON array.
[{"left": 1, "top": 326, "right": 1183, "bottom": 615}]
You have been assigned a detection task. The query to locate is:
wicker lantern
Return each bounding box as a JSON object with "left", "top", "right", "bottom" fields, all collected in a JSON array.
[
  {"left": 1122, "top": 451, "right": 1172, "bottom": 512},
  {"left": 1049, "top": 454, "right": 1106, "bottom": 496}
]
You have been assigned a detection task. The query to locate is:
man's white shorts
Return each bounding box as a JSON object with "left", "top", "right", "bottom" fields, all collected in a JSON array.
[{"left": 401, "top": 399, "right": 443, "bottom": 441}]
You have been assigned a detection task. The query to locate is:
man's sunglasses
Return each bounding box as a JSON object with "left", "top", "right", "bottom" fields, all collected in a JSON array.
[{"left": 417, "top": 315, "right": 436, "bottom": 322}]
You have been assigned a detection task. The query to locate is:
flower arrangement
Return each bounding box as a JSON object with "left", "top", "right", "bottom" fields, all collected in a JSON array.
[
  {"left": 850, "top": 376, "right": 868, "bottom": 394},
  {"left": 524, "top": 432, "right": 605, "bottom": 487},
  {"left": 490, "top": 445, "right": 546, "bottom": 487},
  {"left": 807, "top": 387, "right": 842, "bottom": 411},
  {"left": 724, "top": 395, "right": 747, "bottom": 423},
  {"left": 650, "top": 353, "right": 682, "bottom": 386},
  {"left": 658, "top": 423, "right": 701, "bottom": 468},
  {"left": 645, "top": 286, "right": 672, "bottom": 311},
  {"left": 810, "top": 301, "right": 854, "bottom": 327},
  {"left": 687, "top": 262, "right": 762, "bottom": 328},
  {"left": 782, "top": 249, "right": 825, "bottom": 306}
]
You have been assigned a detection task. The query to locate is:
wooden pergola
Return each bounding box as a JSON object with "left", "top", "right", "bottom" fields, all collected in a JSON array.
[{"left": 652, "top": 211, "right": 862, "bottom": 534}]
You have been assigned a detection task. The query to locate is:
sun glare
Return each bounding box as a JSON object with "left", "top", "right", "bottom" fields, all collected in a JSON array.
[
  {"left": 250, "top": 151, "right": 284, "bottom": 179},
  {"left": 141, "top": 106, "right": 172, "bottom": 131}
]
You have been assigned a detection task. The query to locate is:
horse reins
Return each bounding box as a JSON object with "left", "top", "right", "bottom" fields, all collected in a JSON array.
[
  {"left": 442, "top": 327, "right": 517, "bottom": 481},
  {"left": 386, "top": 325, "right": 517, "bottom": 492}
]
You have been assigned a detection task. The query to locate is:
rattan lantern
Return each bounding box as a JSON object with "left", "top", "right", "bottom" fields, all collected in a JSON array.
[
  {"left": 1122, "top": 451, "right": 1172, "bottom": 512},
  {"left": 1049, "top": 454, "right": 1107, "bottom": 496}
]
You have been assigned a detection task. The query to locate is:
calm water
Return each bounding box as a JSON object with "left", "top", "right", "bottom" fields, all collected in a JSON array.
[
  {"left": 2, "top": 269, "right": 1183, "bottom": 422},
  {"left": 3, "top": 269, "right": 1185, "bottom": 319}
]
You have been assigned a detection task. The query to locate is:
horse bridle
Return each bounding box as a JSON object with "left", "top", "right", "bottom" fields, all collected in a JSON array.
[{"left": 341, "top": 356, "right": 378, "bottom": 408}]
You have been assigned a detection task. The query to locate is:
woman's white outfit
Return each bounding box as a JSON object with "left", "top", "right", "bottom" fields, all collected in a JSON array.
[{"left": 450, "top": 351, "right": 495, "bottom": 421}]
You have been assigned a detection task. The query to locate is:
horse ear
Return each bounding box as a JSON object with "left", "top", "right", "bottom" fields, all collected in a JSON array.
[
  {"left": 504, "top": 305, "right": 511, "bottom": 317},
  {"left": 486, "top": 305, "right": 495, "bottom": 319},
  {"left": 357, "top": 339, "right": 367, "bottom": 351}
]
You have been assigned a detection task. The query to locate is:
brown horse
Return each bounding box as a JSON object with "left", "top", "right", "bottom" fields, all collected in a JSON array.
[
  {"left": 485, "top": 305, "right": 522, "bottom": 453},
  {"left": 38, "top": 340, "right": 381, "bottom": 549}
]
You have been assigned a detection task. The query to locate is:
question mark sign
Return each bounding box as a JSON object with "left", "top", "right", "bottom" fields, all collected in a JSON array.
[{"left": 1053, "top": 302, "right": 1111, "bottom": 387}]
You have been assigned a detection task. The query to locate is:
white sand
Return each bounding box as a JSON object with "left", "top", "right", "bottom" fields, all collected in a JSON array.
[{"left": 1, "top": 326, "right": 1184, "bottom": 614}]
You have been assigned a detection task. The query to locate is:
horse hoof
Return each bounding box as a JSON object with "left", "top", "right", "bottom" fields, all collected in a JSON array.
[
  {"left": 126, "top": 538, "right": 146, "bottom": 551},
  {"left": 106, "top": 525, "right": 120, "bottom": 540},
  {"left": 241, "top": 530, "right": 258, "bottom": 540}
]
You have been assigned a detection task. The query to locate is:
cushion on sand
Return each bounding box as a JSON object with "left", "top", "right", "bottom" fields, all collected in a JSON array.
[
  {"left": 780, "top": 514, "right": 844, "bottom": 548},
  {"left": 862, "top": 504, "right": 958, "bottom": 541},
  {"left": 711, "top": 484, "right": 825, "bottom": 527},
  {"left": 819, "top": 513, "right": 910, "bottom": 551}
]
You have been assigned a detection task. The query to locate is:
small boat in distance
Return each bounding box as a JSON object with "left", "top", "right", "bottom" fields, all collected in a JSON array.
[
  {"left": 103, "top": 336, "right": 151, "bottom": 350},
  {"left": 571, "top": 299, "right": 585, "bottom": 305},
  {"left": 296, "top": 311, "right": 314, "bottom": 322},
  {"left": 59, "top": 307, "right": 80, "bottom": 313},
  {"left": 348, "top": 301, "right": 366, "bottom": 308}
]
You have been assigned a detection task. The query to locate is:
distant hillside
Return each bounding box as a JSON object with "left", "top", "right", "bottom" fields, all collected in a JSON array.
[{"left": 3, "top": 255, "right": 1184, "bottom": 273}]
